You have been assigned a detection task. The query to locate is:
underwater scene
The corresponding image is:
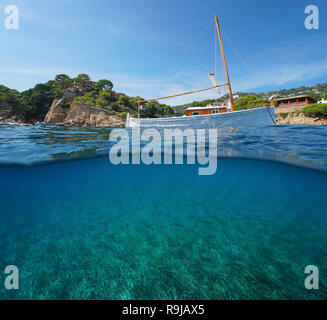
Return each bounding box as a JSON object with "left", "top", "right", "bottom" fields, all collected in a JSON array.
[{"left": 1, "top": 123, "right": 327, "bottom": 300}]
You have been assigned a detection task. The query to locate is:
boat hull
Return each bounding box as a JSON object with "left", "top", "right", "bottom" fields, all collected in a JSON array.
[{"left": 126, "top": 106, "right": 276, "bottom": 128}]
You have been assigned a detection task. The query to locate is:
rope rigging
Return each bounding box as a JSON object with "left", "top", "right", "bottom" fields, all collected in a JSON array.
[
  {"left": 221, "top": 30, "right": 259, "bottom": 86},
  {"left": 136, "top": 15, "right": 237, "bottom": 117},
  {"left": 183, "top": 18, "right": 214, "bottom": 57}
]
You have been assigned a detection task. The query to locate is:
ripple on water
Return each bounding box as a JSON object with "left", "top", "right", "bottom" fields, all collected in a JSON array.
[{"left": 0, "top": 123, "right": 326, "bottom": 171}]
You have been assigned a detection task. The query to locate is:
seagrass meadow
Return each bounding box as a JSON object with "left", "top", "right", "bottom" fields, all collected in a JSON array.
[{"left": 1, "top": 156, "right": 327, "bottom": 300}]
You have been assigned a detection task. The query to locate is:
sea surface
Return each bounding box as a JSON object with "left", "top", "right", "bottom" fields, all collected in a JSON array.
[{"left": 0, "top": 123, "right": 327, "bottom": 300}]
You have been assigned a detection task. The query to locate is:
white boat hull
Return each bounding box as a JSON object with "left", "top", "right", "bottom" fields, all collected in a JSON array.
[{"left": 126, "top": 106, "right": 276, "bottom": 128}]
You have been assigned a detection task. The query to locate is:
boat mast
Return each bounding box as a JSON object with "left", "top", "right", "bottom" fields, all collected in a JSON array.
[
  {"left": 215, "top": 15, "right": 235, "bottom": 112},
  {"left": 136, "top": 16, "right": 234, "bottom": 118}
]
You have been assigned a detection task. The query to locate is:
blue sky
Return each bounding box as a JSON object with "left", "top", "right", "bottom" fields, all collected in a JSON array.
[{"left": 0, "top": 0, "right": 326, "bottom": 105}]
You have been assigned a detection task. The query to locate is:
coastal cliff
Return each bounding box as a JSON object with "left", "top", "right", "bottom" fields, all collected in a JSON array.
[
  {"left": 44, "top": 87, "right": 82, "bottom": 124},
  {"left": 0, "top": 74, "right": 173, "bottom": 127},
  {"left": 45, "top": 99, "right": 125, "bottom": 127}
]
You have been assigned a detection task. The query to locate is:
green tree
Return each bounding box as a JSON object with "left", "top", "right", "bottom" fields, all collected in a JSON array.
[
  {"left": 52, "top": 74, "right": 72, "bottom": 98},
  {"left": 95, "top": 89, "right": 117, "bottom": 108},
  {"left": 0, "top": 85, "right": 20, "bottom": 106},
  {"left": 302, "top": 103, "right": 327, "bottom": 118},
  {"left": 95, "top": 79, "right": 113, "bottom": 92},
  {"left": 142, "top": 101, "right": 158, "bottom": 118},
  {"left": 55, "top": 74, "right": 71, "bottom": 84},
  {"left": 20, "top": 83, "right": 55, "bottom": 120},
  {"left": 74, "top": 74, "right": 92, "bottom": 87},
  {"left": 140, "top": 101, "right": 173, "bottom": 118},
  {"left": 73, "top": 91, "right": 98, "bottom": 106},
  {"left": 76, "top": 73, "right": 90, "bottom": 81},
  {"left": 235, "top": 95, "right": 268, "bottom": 110}
]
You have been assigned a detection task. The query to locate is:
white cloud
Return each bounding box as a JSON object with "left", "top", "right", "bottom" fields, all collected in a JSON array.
[
  {"left": 102, "top": 33, "right": 327, "bottom": 105},
  {"left": 2, "top": 36, "right": 327, "bottom": 106},
  {"left": 103, "top": 72, "right": 220, "bottom": 106},
  {"left": 2, "top": 61, "right": 326, "bottom": 105},
  {"left": 102, "top": 57, "right": 327, "bottom": 105},
  {"left": 231, "top": 33, "right": 327, "bottom": 92},
  {"left": 232, "top": 59, "right": 327, "bottom": 93}
]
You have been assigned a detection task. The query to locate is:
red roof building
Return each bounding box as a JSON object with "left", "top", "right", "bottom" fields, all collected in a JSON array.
[{"left": 273, "top": 95, "right": 317, "bottom": 109}]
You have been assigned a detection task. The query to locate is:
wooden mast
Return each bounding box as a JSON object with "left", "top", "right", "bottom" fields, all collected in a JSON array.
[
  {"left": 215, "top": 15, "right": 235, "bottom": 112},
  {"left": 136, "top": 16, "right": 234, "bottom": 117}
]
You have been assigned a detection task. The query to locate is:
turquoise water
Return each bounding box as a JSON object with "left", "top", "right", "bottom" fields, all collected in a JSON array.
[{"left": 1, "top": 123, "right": 327, "bottom": 299}]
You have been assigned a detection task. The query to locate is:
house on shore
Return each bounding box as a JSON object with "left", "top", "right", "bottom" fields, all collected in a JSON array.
[{"left": 272, "top": 95, "right": 317, "bottom": 109}]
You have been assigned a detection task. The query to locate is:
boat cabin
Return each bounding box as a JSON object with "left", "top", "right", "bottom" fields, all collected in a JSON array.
[{"left": 185, "top": 105, "right": 228, "bottom": 116}]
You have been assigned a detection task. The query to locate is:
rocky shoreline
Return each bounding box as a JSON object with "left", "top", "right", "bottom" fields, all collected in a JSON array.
[
  {"left": 1, "top": 106, "right": 125, "bottom": 127},
  {"left": 0, "top": 85, "right": 125, "bottom": 127},
  {"left": 276, "top": 111, "right": 327, "bottom": 125},
  {"left": 1, "top": 108, "right": 326, "bottom": 127}
]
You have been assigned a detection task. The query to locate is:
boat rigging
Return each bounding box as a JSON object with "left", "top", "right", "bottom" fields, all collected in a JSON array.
[
  {"left": 126, "top": 15, "right": 276, "bottom": 128},
  {"left": 136, "top": 15, "right": 234, "bottom": 118}
]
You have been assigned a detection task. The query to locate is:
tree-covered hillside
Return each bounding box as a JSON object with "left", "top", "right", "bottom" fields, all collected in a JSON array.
[
  {"left": 0, "top": 74, "right": 174, "bottom": 123},
  {"left": 172, "top": 82, "right": 327, "bottom": 114},
  {"left": 2, "top": 77, "right": 327, "bottom": 123}
]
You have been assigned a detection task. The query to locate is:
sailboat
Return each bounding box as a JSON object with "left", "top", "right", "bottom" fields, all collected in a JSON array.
[{"left": 126, "top": 15, "right": 276, "bottom": 128}]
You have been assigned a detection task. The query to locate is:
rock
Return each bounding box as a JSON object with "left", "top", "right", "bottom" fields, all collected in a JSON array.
[
  {"left": 276, "top": 112, "right": 327, "bottom": 125},
  {"left": 44, "top": 97, "right": 70, "bottom": 124},
  {"left": 0, "top": 114, "right": 26, "bottom": 124},
  {"left": 62, "top": 104, "right": 125, "bottom": 127},
  {"left": 44, "top": 88, "right": 125, "bottom": 127},
  {"left": 44, "top": 87, "right": 82, "bottom": 125}
]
